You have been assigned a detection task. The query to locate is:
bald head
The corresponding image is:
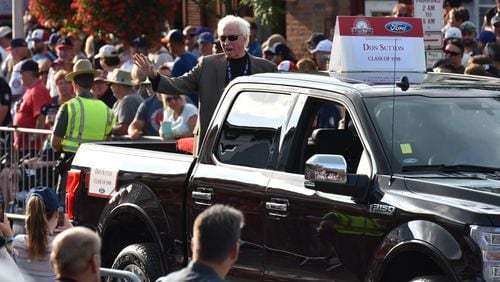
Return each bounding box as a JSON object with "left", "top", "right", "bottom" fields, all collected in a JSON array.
[{"left": 51, "top": 227, "right": 101, "bottom": 278}]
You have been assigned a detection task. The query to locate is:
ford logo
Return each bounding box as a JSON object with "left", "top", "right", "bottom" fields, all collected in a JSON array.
[{"left": 385, "top": 21, "right": 413, "bottom": 33}]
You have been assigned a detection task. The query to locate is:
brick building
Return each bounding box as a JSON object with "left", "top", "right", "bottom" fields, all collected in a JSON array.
[{"left": 179, "top": 0, "right": 365, "bottom": 60}]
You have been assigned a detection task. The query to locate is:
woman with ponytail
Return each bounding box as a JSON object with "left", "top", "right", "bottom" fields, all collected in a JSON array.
[{"left": 11, "top": 187, "right": 71, "bottom": 281}]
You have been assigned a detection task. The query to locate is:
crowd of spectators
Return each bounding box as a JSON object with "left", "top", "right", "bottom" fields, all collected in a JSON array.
[{"left": 0, "top": 2, "right": 499, "bottom": 280}]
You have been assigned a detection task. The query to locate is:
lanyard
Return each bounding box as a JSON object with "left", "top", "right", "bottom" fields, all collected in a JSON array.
[{"left": 226, "top": 58, "right": 249, "bottom": 82}]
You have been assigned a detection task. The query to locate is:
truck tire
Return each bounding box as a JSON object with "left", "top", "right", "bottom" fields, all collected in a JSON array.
[
  {"left": 110, "top": 243, "right": 163, "bottom": 282},
  {"left": 408, "top": 275, "right": 449, "bottom": 282}
]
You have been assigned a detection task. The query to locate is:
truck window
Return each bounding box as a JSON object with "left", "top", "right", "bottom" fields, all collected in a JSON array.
[
  {"left": 215, "top": 92, "right": 291, "bottom": 169},
  {"left": 278, "top": 97, "right": 363, "bottom": 174}
]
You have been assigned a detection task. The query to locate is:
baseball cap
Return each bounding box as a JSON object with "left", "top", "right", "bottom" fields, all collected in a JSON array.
[
  {"left": 29, "top": 29, "right": 50, "bottom": 42},
  {"left": 197, "top": 32, "right": 213, "bottom": 44},
  {"left": 45, "top": 33, "right": 59, "bottom": 45},
  {"left": 21, "top": 60, "right": 39, "bottom": 73},
  {"left": 130, "top": 36, "right": 149, "bottom": 48},
  {"left": 310, "top": 39, "right": 332, "bottom": 53},
  {"left": 166, "top": 29, "right": 184, "bottom": 43},
  {"left": 491, "top": 13, "right": 500, "bottom": 26},
  {"left": 11, "top": 38, "right": 27, "bottom": 48},
  {"left": 277, "top": 60, "right": 297, "bottom": 72},
  {"left": 459, "top": 21, "right": 477, "bottom": 33},
  {"left": 0, "top": 26, "right": 12, "bottom": 38},
  {"left": 444, "top": 27, "right": 462, "bottom": 39},
  {"left": 476, "top": 30, "right": 497, "bottom": 44},
  {"left": 306, "top": 32, "right": 327, "bottom": 46},
  {"left": 56, "top": 37, "right": 73, "bottom": 49},
  {"left": 195, "top": 27, "right": 211, "bottom": 36},
  {"left": 95, "top": 44, "right": 118, "bottom": 59},
  {"left": 28, "top": 186, "right": 59, "bottom": 211},
  {"left": 271, "top": 43, "right": 290, "bottom": 58}
]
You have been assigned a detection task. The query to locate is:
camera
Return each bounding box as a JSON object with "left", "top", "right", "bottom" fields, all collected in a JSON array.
[{"left": 41, "top": 104, "right": 59, "bottom": 116}]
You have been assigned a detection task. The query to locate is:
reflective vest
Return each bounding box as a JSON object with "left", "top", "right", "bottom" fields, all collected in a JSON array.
[{"left": 62, "top": 96, "right": 115, "bottom": 153}]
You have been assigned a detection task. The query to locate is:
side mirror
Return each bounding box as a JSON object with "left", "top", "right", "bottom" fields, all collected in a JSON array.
[
  {"left": 304, "top": 154, "right": 370, "bottom": 202},
  {"left": 305, "top": 154, "right": 347, "bottom": 184}
]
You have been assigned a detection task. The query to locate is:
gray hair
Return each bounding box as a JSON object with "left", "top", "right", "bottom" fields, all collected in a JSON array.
[
  {"left": 193, "top": 204, "right": 244, "bottom": 263},
  {"left": 217, "top": 15, "right": 251, "bottom": 46}
]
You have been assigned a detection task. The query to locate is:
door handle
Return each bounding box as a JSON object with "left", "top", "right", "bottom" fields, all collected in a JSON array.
[
  {"left": 266, "top": 198, "right": 289, "bottom": 217},
  {"left": 265, "top": 202, "right": 287, "bottom": 212},
  {"left": 192, "top": 191, "right": 212, "bottom": 201}
]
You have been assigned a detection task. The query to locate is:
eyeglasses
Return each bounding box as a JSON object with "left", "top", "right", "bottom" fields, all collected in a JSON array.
[
  {"left": 220, "top": 34, "right": 240, "bottom": 42},
  {"left": 166, "top": 96, "right": 180, "bottom": 102},
  {"left": 444, "top": 50, "right": 460, "bottom": 56}
]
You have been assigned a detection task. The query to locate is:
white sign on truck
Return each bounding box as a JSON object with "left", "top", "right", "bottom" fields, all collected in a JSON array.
[{"left": 330, "top": 16, "right": 426, "bottom": 73}]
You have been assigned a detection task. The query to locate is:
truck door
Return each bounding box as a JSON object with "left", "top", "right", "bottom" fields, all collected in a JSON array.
[
  {"left": 188, "top": 90, "right": 294, "bottom": 281},
  {"left": 264, "top": 95, "right": 371, "bottom": 281}
]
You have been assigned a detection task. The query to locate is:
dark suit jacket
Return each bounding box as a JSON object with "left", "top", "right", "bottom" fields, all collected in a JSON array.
[{"left": 154, "top": 53, "right": 277, "bottom": 149}]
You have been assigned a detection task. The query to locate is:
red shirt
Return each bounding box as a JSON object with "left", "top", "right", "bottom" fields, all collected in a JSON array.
[{"left": 14, "top": 80, "right": 51, "bottom": 150}]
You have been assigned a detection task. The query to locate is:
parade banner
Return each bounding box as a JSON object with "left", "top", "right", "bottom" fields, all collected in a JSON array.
[{"left": 330, "top": 16, "right": 426, "bottom": 72}]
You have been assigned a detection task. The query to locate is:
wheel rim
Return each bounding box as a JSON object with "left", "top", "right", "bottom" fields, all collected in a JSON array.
[{"left": 123, "top": 264, "right": 148, "bottom": 281}]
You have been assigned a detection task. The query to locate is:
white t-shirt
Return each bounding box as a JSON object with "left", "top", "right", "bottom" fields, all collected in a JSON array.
[
  {"left": 9, "top": 59, "right": 27, "bottom": 97},
  {"left": 163, "top": 103, "right": 197, "bottom": 137},
  {"left": 0, "top": 247, "right": 24, "bottom": 282}
]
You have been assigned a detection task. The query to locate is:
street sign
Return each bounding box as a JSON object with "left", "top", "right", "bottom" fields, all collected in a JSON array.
[
  {"left": 414, "top": 0, "right": 444, "bottom": 32},
  {"left": 424, "top": 31, "right": 443, "bottom": 49}
]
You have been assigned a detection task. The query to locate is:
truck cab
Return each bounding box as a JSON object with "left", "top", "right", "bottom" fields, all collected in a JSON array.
[{"left": 68, "top": 70, "right": 500, "bottom": 281}]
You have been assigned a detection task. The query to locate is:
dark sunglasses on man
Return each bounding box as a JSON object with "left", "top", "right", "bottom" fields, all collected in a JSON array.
[{"left": 220, "top": 34, "right": 240, "bottom": 42}]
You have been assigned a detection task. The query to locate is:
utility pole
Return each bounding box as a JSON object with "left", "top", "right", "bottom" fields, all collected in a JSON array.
[{"left": 12, "top": 0, "right": 25, "bottom": 38}]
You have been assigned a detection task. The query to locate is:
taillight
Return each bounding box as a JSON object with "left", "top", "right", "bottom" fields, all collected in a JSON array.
[{"left": 65, "top": 169, "right": 81, "bottom": 220}]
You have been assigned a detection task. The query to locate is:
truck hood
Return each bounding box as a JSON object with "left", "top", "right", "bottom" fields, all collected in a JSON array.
[{"left": 402, "top": 175, "right": 500, "bottom": 226}]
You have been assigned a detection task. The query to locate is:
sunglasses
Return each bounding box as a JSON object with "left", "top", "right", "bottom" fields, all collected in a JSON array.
[
  {"left": 220, "top": 34, "right": 240, "bottom": 42},
  {"left": 444, "top": 50, "right": 460, "bottom": 56},
  {"left": 166, "top": 96, "right": 180, "bottom": 102},
  {"left": 40, "top": 70, "right": 49, "bottom": 75},
  {"left": 159, "top": 66, "right": 169, "bottom": 71}
]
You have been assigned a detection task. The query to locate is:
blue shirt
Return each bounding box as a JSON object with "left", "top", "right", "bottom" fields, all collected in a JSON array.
[
  {"left": 156, "top": 262, "right": 225, "bottom": 282},
  {"left": 134, "top": 94, "right": 163, "bottom": 136},
  {"left": 246, "top": 40, "right": 262, "bottom": 58},
  {"left": 172, "top": 53, "right": 198, "bottom": 77}
]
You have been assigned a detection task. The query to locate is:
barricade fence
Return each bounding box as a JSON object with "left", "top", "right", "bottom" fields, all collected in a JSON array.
[
  {"left": 0, "top": 126, "right": 56, "bottom": 213},
  {"left": 0, "top": 126, "right": 161, "bottom": 215}
]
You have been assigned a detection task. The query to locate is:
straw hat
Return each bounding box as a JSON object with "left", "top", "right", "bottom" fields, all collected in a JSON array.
[
  {"left": 65, "top": 59, "right": 100, "bottom": 81},
  {"left": 105, "top": 68, "right": 135, "bottom": 86}
]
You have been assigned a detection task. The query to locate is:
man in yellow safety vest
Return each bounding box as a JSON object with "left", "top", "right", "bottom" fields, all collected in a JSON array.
[{"left": 51, "top": 59, "right": 115, "bottom": 204}]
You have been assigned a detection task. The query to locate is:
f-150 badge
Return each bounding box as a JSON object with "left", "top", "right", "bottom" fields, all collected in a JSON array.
[{"left": 369, "top": 204, "right": 396, "bottom": 215}]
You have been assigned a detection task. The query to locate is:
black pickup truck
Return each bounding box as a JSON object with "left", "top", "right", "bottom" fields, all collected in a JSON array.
[{"left": 67, "top": 71, "right": 500, "bottom": 282}]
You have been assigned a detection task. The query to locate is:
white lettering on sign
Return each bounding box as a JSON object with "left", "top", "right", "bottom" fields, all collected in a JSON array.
[
  {"left": 414, "top": 0, "right": 443, "bottom": 32},
  {"left": 89, "top": 167, "right": 118, "bottom": 198}
]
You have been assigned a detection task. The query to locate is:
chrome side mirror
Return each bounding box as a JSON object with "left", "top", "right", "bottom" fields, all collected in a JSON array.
[{"left": 305, "top": 154, "right": 347, "bottom": 184}]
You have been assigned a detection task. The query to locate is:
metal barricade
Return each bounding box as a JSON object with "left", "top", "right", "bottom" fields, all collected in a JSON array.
[
  {"left": 0, "top": 126, "right": 57, "bottom": 213},
  {"left": 100, "top": 268, "right": 141, "bottom": 282}
]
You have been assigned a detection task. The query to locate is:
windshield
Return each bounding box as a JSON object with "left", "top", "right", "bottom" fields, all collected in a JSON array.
[{"left": 366, "top": 95, "right": 500, "bottom": 173}]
